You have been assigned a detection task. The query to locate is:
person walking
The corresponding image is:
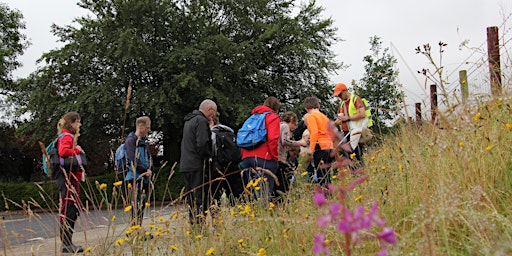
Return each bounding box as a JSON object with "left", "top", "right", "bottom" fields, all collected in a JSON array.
[
  {"left": 333, "top": 83, "right": 368, "bottom": 166},
  {"left": 180, "top": 99, "right": 217, "bottom": 225},
  {"left": 240, "top": 96, "right": 281, "bottom": 203},
  {"left": 124, "top": 116, "right": 153, "bottom": 226},
  {"left": 304, "top": 97, "right": 334, "bottom": 188},
  {"left": 55, "top": 112, "right": 85, "bottom": 253}
]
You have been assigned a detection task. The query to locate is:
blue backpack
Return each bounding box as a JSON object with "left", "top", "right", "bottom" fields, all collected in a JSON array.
[
  {"left": 115, "top": 133, "right": 134, "bottom": 174},
  {"left": 42, "top": 134, "right": 64, "bottom": 175},
  {"left": 237, "top": 112, "right": 269, "bottom": 148}
]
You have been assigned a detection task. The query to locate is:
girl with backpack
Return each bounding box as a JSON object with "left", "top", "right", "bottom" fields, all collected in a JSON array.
[{"left": 54, "top": 112, "right": 85, "bottom": 253}]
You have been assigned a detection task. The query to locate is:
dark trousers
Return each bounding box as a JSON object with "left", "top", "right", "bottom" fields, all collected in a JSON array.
[
  {"left": 183, "top": 170, "right": 208, "bottom": 224},
  {"left": 273, "top": 162, "right": 294, "bottom": 198},
  {"left": 55, "top": 170, "right": 81, "bottom": 245},
  {"left": 343, "top": 131, "right": 365, "bottom": 166},
  {"left": 241, "top": 157, "right": 278, "bottom": 202},
  {"left": 209, "top": 162, "right": 244, "bottom": 207},
  {"left": 126, "top": 179, "right": 150, "bottom": 225}
]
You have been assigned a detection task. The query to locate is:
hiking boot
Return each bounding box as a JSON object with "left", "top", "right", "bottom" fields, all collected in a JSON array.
[{"left": 62, "top": 244, "right": 84, "bottom": 253}]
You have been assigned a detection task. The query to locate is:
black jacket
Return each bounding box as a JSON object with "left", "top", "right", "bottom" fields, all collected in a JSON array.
[{"left": 180, "top": 110, "right": 212, "bottom": 172}]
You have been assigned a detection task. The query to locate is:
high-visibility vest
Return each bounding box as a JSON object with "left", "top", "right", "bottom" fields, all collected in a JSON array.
[{"left": 340, "top": 95, "right": 373, "bottom": 128}]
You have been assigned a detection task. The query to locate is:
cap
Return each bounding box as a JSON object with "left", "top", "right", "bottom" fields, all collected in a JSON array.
[{"left": 333, "top": 83, "right": 347, "bottom": 96}]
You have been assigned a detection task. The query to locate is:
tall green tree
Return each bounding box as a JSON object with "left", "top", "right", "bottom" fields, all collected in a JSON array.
[
  {"left": 357, "top": 36, "right": 403, "bottom": 133},
  {"left": 0, "top": 3, "right": 28, "bottom": 86},
  {"left": 10, "top": 0, "right": 340, "bottom": 174}
]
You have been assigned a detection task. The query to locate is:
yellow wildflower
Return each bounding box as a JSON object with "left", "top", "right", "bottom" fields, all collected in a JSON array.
[
  {"left": 172, "top": 213, "right": 178, "bottom": 220},
  {"left": 398, "top": 164, "right": 403, "bottom": 172},
  {"left": 111, "top": 215, "right": 116, "bottom": 222},
  {"left": 145, "top": 202, "right": 150, "bottom": 208},
  {"left": 485, "top": 145, "right": 493, "bottom": 151},
  {"left": 257, "top": 248, "right": 267, "bottom": 255},
  {"left": 148, "top": 224, "right": 156, "bottom": 229},
  {"left": 124, "top": 205, "right": 132, "bottom": 212},
  {"left": 255, "top": 186, "right": 261, "bottom": 191},
  {"left": 113, "top": 181, "right": 123, "bottom": 187},
  {"left": 205, "top": 247, "right": 215, "bottom": 255},
  {"left": 195, "top": 234, "right": 203, "bottom": 239},
  {"left": 127, "top": 183, "right": 132, "bottom": 189},
  {"left": 474, "top": 112, "right": 481, "bottom": 121},
  {"left": 458, "top": 141, "right": 465, "bottom": 147},
  {"left": 506, "top": 123, "right": 512, "bottom": 129},
  {"left": 186, "top": 231, "right": 192, "bottom": 237},
  {"left": 84, "top": 247, "right": 91, "bottom": 253},
  {"left": 269, "top": 202, "right": 275, "bottom": 211},
  {"left": 350, "top": 153, "right": 356, "bottom": 159},
  {"left": 159, "top": 217, "right": 165, "bottom": 222},
  {"left": 116, "top": 238, "right": 124, "bottom": 246},
  {"left": 246, "top": 180, "right": 254, "bottom": 188},
  {"left": 355, "top": 195, "right": 363, "bottom": 202},
  {"left": 238, "top": 239, "right": 244, "bottom": 244},
  {"left": 99, "top": 183, "right": 107, "bottom": 190},
  {"left": 301, "top": 171, "right": 308, "bottom": 176},
  {"left": 169, "top": 245, "right": 178, "bottom": 251},
  {"left": 332, "top": 175, "right": 337, "bottom": 180}
]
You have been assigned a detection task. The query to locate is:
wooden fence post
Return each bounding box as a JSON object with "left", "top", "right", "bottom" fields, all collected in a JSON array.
[
  {"left": 487, "top": 26, "right": 502, "bottom": 96},
  {"left": 430, "top": 84, "right": 437, "bottom": 126},
  {"left": 415, "top": 102, "right": 422, "bottom": 125},
  {"left": 459, "top": 70, "right": 468, "bottom": 102}
]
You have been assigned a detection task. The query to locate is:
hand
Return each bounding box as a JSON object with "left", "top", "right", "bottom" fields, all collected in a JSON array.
[
  {"left": 300, "top": 141, "right": 308, "bottom": 147},
  {"left": 76, "top": 145, "right": 85, "bottom": 153},
  {"left": 145, "top": 170, "right": 152, "bottom": 177}
]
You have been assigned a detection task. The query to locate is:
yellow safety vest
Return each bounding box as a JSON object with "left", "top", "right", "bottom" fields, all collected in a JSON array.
[{"left": 340, "top": 95, "right": 373, "bottom": 128}]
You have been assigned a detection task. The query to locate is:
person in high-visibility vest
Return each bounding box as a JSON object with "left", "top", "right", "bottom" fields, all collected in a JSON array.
[{"left": 333, "top": 82, "right": 367, "bottom": 166}]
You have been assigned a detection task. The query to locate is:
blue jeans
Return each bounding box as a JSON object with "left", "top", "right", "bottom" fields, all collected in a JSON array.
[{"left": 241, "top": 157, "right": 278, "bottom": 202}]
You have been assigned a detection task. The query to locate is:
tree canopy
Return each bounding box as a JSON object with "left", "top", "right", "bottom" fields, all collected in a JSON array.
[
  {"left": 6, "top": 0, "right": 341, "bottom": 174},
  {"left": 356, "top": 36, "right": 403, "bottom": 132}
]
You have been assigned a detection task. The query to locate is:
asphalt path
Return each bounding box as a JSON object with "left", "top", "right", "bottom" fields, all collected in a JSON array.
[{"left": 0, "top": 205, "right": 175, "bottom": 248}]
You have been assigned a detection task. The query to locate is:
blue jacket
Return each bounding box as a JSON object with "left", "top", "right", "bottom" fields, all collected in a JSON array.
[{"left": 124, "top": 132, "right": 152, "bottom": 183}]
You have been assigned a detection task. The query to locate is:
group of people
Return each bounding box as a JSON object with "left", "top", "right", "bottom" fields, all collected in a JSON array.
[
  {"left": 179, "top": 82, "right": 371, "bottom": 226},
  {"left": 50, "top": 82, "right": 370, "bottom": 251}
]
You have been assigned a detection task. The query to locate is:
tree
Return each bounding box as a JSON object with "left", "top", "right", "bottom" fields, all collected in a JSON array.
[
  {"left": 0, "top": 3, "right": 29, "bottom": 122},
  {"left": 356, "top": 36, "right": 403, "bottom": 133},
  {"left": 0, "top": 3, "right": 28, "bottom": 86},
  {"left": 9, "top": 0, "right": 341, "bottom": 174}
]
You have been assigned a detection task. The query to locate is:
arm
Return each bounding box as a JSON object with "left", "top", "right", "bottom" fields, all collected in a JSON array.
[
  {"left": 266, "top": 113, "right": 281, "bottom": 160},
  {"left": 195, "top": 118, "right": 212, "bottom": 160},
  {"left": 58, "top": 133, "right": 80, "bottom": 157},
  {"left": 351, "top": 97, "right": 367, "bottom": 121},
  {"left": 281, "top": 124, "right": 305, "bottom": 147}
]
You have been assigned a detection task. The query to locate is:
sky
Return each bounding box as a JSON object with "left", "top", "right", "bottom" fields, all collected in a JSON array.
[{"left": 2, "top": 0, "right": 512, "bottom": 115}]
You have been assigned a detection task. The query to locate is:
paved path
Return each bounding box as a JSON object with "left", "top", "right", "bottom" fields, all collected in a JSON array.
[{"left": 1, "top": 206, "right": 178, "bottom": 256}]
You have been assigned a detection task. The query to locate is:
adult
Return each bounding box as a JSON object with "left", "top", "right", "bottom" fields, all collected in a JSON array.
[
  {"left": 274, "top": 111, "right": 306, "bottom": 197},
  {"left": 333, "top": 82, "right": 367, "bottom": 165},
  {"left": 55, "top": 112, "right": 85, "bottom": 253},
  {"left": 124, "top": 116, "right": 153, "bottom": 226},
  {"left": 304, "top": 97, "right": 334, "bottom": 188},
  {"left": 210, "top": 113, "right": 244, "bottom": 207},
  {"left": 180, "top": 99, "right": 217, "bottom": 225},
  {"left": 240, "top": 96, "right": 281, "bottom": 202}
]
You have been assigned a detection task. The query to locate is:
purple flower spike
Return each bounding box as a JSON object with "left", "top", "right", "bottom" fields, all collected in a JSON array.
[
  {"left": 378, "top": 227, "right": 397, "bottom": 245},
  {"left": 377, "top": 248, "right": 389, "bottom": 256},
  {"left": 313, "top": 193, "right": 327, "bottom": 207},
  {"left": 313, "top": 233, "right": 330, "bottom": 256},
  {"left": 317, "top": 215, "right": 331, "bottom": 228}
]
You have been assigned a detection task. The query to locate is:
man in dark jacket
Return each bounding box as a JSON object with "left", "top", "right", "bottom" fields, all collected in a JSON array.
[{"left": 180, "top": 99, "right": 217, "bottom": 225}]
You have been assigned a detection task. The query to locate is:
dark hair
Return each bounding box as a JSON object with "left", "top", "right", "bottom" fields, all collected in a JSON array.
[
  {"left": 57, "top": 112, "right": 81, "bottom": 134},
  {"left": 304, "top": 97, "right": 320, "bottom": 109},
  {"left": 263, "top": 96, "right": 280, "bottom": 113},
  {"left": 281, "top": 111, "right": 298, "bottom": 124}
]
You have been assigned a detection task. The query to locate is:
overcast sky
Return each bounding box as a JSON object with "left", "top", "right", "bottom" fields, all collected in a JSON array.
[{"left": 3, "top": 0, "right": 511, "bottom": 112}]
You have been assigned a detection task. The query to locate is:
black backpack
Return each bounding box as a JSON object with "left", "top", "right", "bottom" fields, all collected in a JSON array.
[{"left": 212, "top": 125, "right": 242, "bottom": 168}]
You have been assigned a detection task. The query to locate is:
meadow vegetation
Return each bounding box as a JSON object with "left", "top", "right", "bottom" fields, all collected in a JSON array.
[{"left": 1, "top": 90, "right": 510, "bottom": 255}]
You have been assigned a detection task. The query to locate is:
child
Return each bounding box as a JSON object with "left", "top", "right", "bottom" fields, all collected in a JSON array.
[{"left": 303, "top": 97, "right": 334, "bottom": 188}]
